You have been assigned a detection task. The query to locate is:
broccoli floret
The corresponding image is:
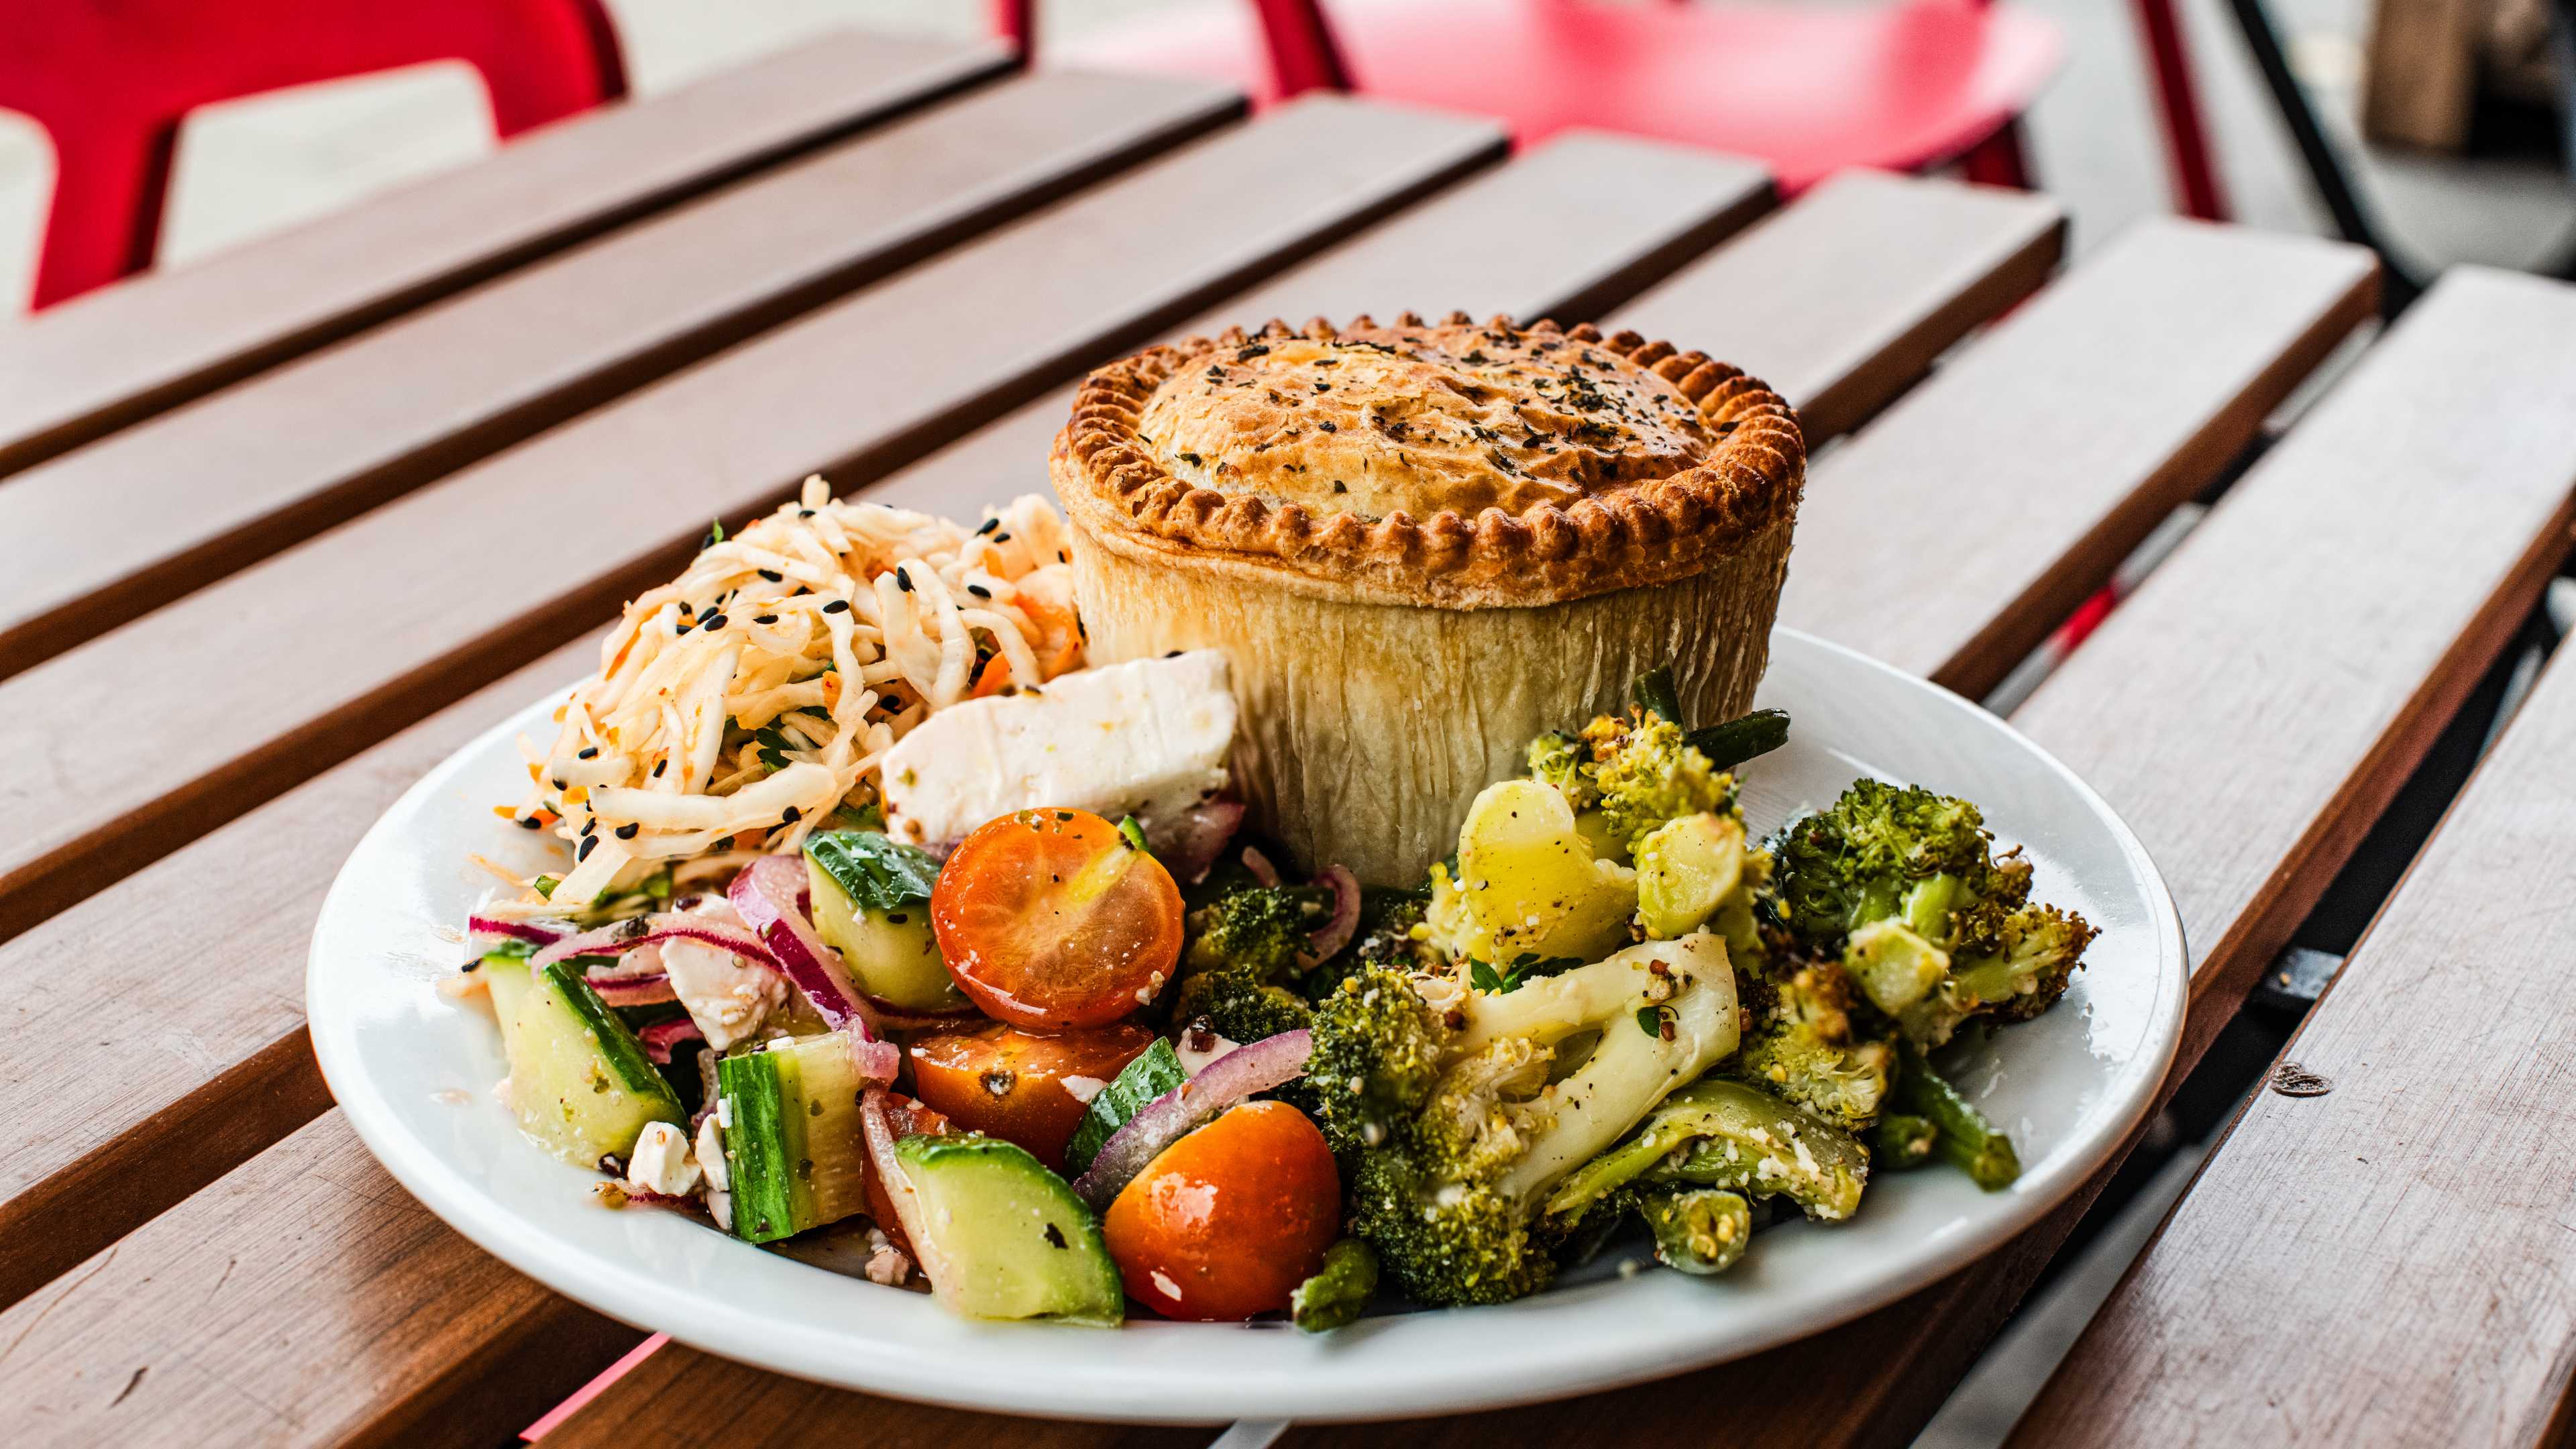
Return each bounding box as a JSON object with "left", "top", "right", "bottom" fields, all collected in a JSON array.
[
  {"left": 1172, "top": 884, "right": 1327, "bottom": 1040},
  {"left": 1525, "top": 731, "right": 1600, "bottom": 811},
  {"left": 1522, "top": 713, "right": 1736, "bottom": 859},
  {"left": 1768, "top": 780, "right": 2095, "bottom": 1046},
  {"left": 1309, "top": 936, "right": 1741, "bottom": 1307},
  {"left": 1170, "top": 967, "right": 1311, "bottom": 1042},
  {"left": 1734, "top": 958, "right": 1894, "bottom": 1128}
]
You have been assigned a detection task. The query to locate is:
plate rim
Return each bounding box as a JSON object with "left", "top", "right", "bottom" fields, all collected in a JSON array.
[{"left": 307, "top": 625, "right": 2188, "bottom": 1424}]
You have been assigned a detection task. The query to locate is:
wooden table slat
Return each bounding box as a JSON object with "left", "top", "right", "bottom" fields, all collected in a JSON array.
[
  {"left": 0, "top": 639, "right": 593, "bottom": 1310},
  {"left": 0, "top": 1112, "right": 644, "bottom": 1449},
  {"left": 0, "top": 96, "right": 1507, "bottom": 947},
  {"left": 0, "top": 30, "right": 1010, "bottom": 477},
  {"left": 1609, "top": 169, "right": 2065, "bottom": 441},
  {"left": 1780, "top": 217, "right": 2380, "bottom": 698},
  {"left": 869, "top": 128, "right": 1777, "bottom": 518},
  {"left": 0, "top": 69, "right": 1242, "bottom": 680},
  {"left": 2009, "top": 266, "right": 2576, "bottom": 1449},
  {"left": 553, "top": 220, "right": 2403, "bottom": 1447}
]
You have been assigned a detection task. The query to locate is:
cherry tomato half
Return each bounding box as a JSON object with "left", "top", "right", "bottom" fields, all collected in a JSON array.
[
  {"left": 930, "top": 808, "right": 1185, "bottom": 1030},
  {"left": 906, "top": 1020, "right": 1155, "bottom": 1170},
  {"left": 863, "top": 1092, "right": 951, "bottom": 1257},
  {"left": 1102, "top": 1101, "right": 1340, "bottom": 1321}
]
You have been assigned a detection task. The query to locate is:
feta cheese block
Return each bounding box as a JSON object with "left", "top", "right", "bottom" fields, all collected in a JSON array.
[{"left": 881, "top": 651, "right": 1236, "bottom": 847}]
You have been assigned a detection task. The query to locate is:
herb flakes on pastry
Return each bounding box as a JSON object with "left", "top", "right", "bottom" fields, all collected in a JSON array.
[{"left": 1049, "top": 312, "right": 1805, "bottom": 883}]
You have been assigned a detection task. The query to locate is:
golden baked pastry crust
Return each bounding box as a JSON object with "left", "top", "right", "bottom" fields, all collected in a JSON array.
[{"left": 1054, "top": 313, "right": 1805, "bottom": 608}]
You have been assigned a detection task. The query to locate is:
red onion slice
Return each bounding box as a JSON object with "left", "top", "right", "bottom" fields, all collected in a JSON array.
[
  {"left": 1070, "top": 1028, "right": 1312, "bottom": 1210},
  {"left": 860, "top": 1087, "right": 942, "bottom": 1281},
  {"left": 637, "top": 1016, "right": 704, "bottom": 1063},
  {"left": 1238, "top": 845, "right": 1281, "bottom": 888},
  {"left": 468, "top": 914, "right": 570, "bottom": 946},
  {"left": 1146, "top": 799, "right": 1246, "bottom": 885},
  {"left": 531, "top": 916, "right": 778, "bottom": 973},
  {"left": 729, "top": 856, "right": 900, "bottom": 1081},
  {"left": 1297, "top": 865, "right": 1362, "bottom": 967},
  {"left": 587, "top": 971, "right": 677, "bottom": 1007}
]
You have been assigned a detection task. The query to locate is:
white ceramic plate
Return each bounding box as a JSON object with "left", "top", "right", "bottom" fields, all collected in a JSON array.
[{"left": 309, "top": 627, "right": 2186, "bottom": 1425}]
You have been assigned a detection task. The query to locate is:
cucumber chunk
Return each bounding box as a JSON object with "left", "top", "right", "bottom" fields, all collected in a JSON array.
[
  {"left": 718, "top": 1032, "right": 875, "bottom": 1244},
  {"left": 488, "top": 954, "right": 683, "bottom": 1167},
  {"left": 804, "top": 831, "right": 971, "bottom": 1013},
  {"left": 1635, "top": 812, "right": 1745, "bottom": 939},
  {"left": 1064, "top": 1038, "right": 1186, "bottom": 1175},
  {"left": 892, "top": 1134, "right": 1123, "bottom": 1325}
]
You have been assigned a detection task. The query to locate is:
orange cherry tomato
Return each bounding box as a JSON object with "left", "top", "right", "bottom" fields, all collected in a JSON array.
[
  {"left": 930, "top": 808, "right": 1185, "bottom": 1030},
  {"left": 1102, "top": 1101, "right": 1340, "bottom": 1321},
  {"left": 863, "top": 1092, "right": 951, "bottom": 1257},
  {"left": 906, "top": 1020, "right": 1155, "bottom": 1170}
]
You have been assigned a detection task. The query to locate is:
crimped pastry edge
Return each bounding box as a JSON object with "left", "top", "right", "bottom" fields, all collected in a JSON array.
[{"left": 1051, "top": 312, "right": 1807, "bottom": 610}]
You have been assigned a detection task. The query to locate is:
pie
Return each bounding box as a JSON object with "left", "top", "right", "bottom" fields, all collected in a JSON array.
[{"left": 1050, "top": 312, "right": 1805, "bottom": 884}]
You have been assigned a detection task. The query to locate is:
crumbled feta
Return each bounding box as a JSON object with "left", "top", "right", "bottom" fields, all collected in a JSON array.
[
  {"left": 880, "top": 651, "right": 1237, "bottom": 845},
  {"left": 696, "top": 1113, "right": 730, "bottom": 1191},
  {"left": 1061, "top": 1075, "right": 1109, "bottom": 1105},
  {"left": 862, "top": 1226, "right": 912, "bottom": 1287},
  {"left": 1175, "top": 1027, "right": 1242, "bottom": 1077},
  {"left": 625, "top": 1120, "right": 702, "bottom": 1197},
  {"left": 665, "top": 934, "right": 786, "bottom": 1049}
]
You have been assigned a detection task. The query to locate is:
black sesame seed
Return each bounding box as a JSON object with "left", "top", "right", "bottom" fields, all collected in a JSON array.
[
  {"left": 615, "top": 822, "right": 639, "bottom": 840},
  {"left": 754, "top": 613, "right": 777, "bottom": 624},
  {"left": 976, "top": 518, "right": 1000, "bottom": 535},
  {"left": 822, "top": 599, "right": 849, "bottom": 614},
  {"left": 518, "top": 816, "right": 541, "bottom": 829},
  {"left": 704, "top": 613, "right": 729, "bottom": 631},
  {"left": 992, "top": 532, "right": 1011, "bottom": 543},
  {"left": 1165, "top": 649, "right": 1182, "bottom": 657},
  {"left": 966, "top": 584, "right": 990, "bottom": 599},
  {"left": 758, "top": 568, "right": 783, "bottom": 582},
  {"left": 578, "top": 837, "right": 598, "bottom": 861},
  {"left": 798, "top": 508, "right": 816, "bottom": 517},
  {"left": 894, "top": 569, "right": 913, "bottom": 593},
  {"left": 651, "top": 759, "right": 667, "bottom": 777},
  {"left": 577, "top": 746, "right": 598, "bottom": 759},
  {"left": 782, "top": 806, "right": 802, "bottom": 824},
  {"left": 462, "top": 959, "right": 482, "bottom": 972}
]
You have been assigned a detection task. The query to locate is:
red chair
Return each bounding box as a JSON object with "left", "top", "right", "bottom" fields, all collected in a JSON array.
[
  {"left": 3, "top": 0, "right": 626, "bottom": 309},
  {"left": 998, "top": 0, "right": 2229, "bottom": 215}
]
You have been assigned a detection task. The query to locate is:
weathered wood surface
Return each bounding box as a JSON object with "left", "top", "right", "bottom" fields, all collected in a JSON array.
[
  {"left": 2010, "top": 266, "right": 2576, "bottom": 1449},
  {"left": 1779, "top": 219, "right": 2379, "bottom": 699},
  {"left": 0, "top": 70, "right": 1241, "bottom": 678},
  {"left": 0, "top": 31, "right": 1010, "bottom": 476}
]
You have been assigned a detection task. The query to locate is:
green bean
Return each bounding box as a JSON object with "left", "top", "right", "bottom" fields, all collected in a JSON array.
[
  {"left": 1685, "top": 709, "right": 1793, "bottom": 772},
  {"left": 1290, "top": 1238, "right": 1380, "bottom": 1332},
  {"left": 1636, "top": 1187, "right": 1753, "bottom": 1275},
  {"left": 1894, "top": 1042, "right": 2021, "bottom": 1189},
  {"left": 1872, "top": 1112, "right": 1938, "bottom": 1170}
]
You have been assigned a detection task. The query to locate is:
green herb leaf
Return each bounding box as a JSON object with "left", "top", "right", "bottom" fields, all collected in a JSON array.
[
  {"left": 1117, "top": 815, "right": 1152, "bottom": 855},
  {"left": 1469, "top": 959, "right": 1503, "bottom": 994},
  {"left": 804, "top": 829, "right": 939, "bottom": 913},
  {"left": 1636, "top": 1005, "right": 1665, "bottom": 1037},
  {"left": 703, "top": 518, "right": 727, "bottom": 547},
  {"left": 479, "top": 938, "right": 537, "bottom": 963},
  {"left": 1065, "top": 1038, "right": 1188, "bottom": 1174},
  {"left": 533, "top": 875, "right": 560, "bottom": 900}
]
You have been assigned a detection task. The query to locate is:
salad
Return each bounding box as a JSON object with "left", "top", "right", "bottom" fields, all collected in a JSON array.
[{"left": 453, "top": 482, "right": 2095, "bottom": 1328}]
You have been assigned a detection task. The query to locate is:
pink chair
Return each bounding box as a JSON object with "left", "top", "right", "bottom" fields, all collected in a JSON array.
[
  {"left": 996, "top": 0, "right": 2229, "bottom": 213},
  {"left": 2, "top": 0, "right": 626, "bottom": 309}
]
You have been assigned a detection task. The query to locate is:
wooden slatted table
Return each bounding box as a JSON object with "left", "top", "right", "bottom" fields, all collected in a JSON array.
[{"left": 5, "top": 28, "right": 2574, "bottom": 1449}]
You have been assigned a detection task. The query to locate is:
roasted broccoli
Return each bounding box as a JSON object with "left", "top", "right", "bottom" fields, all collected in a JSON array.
[
  {"left": 1768, "top": 780, "right": 2096, "bottom": 1047},
  {"left": 1291, "top": 1239, "right": 1381, "bottom": 1331},
  {"left": 1309, "top": 934, "right": 1741, "bottom": 1306},
  {"left": 1548, "top": 1076, "right": 1869, "bottom": 1224},
  {"left": 1171, "top": 883, "right": 1324, "bottom": 1040},
  {"left": 1733, "top": 957, "right": 1895, "bottom": 1128}
]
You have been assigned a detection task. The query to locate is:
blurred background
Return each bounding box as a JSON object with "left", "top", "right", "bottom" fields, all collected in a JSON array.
[{"left": 3, "top": 0, "right": 2575, "bottom": 315}]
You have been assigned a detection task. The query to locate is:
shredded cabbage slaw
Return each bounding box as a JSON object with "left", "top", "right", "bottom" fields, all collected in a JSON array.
[{"left": 506, "top": 476, "right": 1083, "bottom": 907}]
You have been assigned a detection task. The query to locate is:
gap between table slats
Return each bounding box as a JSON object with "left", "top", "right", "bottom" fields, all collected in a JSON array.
[
  {"left": 0, "top": 31, "right": 1012, "bottom": 480},
  {"left": 0, "top": 70, "right": 1244, "bottom": 682},
  {"left": 867, "top": 166, "right": 2058, "bottom": 519},
  {"left": 546, "top": 215, "right": 2385, "bottom": 1444},
  {"left": 0, "top": 96, "right": 1509, "bottom": 949},
  {"left": 0, "top": 129, "right": 1769, "bottom": 1436},
  {"left": 2008, "top": 266, "right": 2576, "bottom": 1449}
]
